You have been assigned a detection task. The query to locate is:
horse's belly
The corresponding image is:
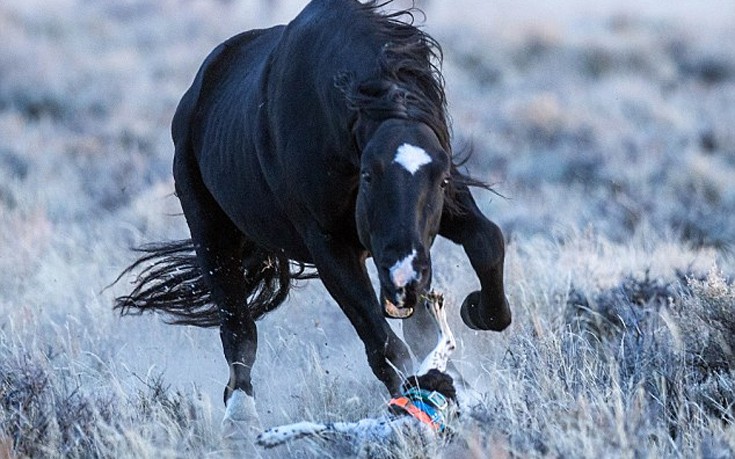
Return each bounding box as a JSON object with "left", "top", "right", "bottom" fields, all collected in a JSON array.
[
  {"left": 199, "top": 156, "right": 312, "bottom": 262},
  {"left": 231, "top": 200, "right": 312, "bottom": 262}
]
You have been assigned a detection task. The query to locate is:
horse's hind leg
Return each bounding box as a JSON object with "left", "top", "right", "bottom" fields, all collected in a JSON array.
[{"left": 173, "top": 151, "right": 263, "bottom": 435}]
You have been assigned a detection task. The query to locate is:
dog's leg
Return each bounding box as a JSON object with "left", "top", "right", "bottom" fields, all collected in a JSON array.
[{"left": 416, "top": 292, "right": 456, "bottom": 375}]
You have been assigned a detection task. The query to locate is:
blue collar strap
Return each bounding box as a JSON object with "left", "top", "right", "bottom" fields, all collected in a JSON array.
[
  {"left": 402, "top": 387, "right": 450, "bottom": 432},
  {"left": 412, "top": 400, "right": 446, "bottom": 431},
  {"left": 404, "top": 387, "right": 448, "bottom": 411}
]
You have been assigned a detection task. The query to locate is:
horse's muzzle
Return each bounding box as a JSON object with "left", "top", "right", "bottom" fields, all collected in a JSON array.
[
  {"left": 378, "top": 249, "right": 430, "bottom": 319},
  {"left": 381, "top": 284, "right": 420, "bottom": 319},
  {"left": 383, "top": 298, "right": 414, "bottom": 319}
]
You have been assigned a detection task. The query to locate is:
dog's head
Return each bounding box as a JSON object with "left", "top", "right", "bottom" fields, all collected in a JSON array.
[
  {"left": 401, "top": 369, "right": 457, "bottom": 403},
  {"left": 388, "top": 368, "right": 459, "bottom": 433}
]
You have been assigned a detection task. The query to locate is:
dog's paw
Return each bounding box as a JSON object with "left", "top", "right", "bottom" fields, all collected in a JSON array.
[{"left": 424, "top": 291, "right": 444, "bottom": 311}]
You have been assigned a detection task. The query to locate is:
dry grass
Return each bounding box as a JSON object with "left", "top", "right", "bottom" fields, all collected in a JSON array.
[{"left": 1, "top": 0, "right": 734, "bottom": 457}]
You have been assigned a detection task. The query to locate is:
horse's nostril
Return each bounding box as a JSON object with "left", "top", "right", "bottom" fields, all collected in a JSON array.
[{"left": 388, "top": 249, "right": 419, "bottom": 288}]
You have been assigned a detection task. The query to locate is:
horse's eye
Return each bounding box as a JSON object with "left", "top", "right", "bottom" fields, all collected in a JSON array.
[
  {"left": 361, "top": 171, "right": 372, "bottom": 183},
  {"left": 440, "top": 177, "right": 450, "bottom": 189}
]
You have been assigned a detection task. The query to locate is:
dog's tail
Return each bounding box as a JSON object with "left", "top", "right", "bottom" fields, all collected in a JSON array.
[{"left": 256, "top": 422, "right": 332, "bottom": 448}]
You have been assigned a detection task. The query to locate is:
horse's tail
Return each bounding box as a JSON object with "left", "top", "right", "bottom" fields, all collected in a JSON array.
[
  {"left": 112, "top": 240, "right": 318, "bottom": 327},
  {"left": 113, "top": 240, "right": 217, "bottom": 327}
]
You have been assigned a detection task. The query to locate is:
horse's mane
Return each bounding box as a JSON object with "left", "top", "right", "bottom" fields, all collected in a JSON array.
[
  {"left": 353, "top": 1, "right": 449, "bottom": 151},
  {"left": 339, "top": 0, "right": 492, "bottom": 214}
]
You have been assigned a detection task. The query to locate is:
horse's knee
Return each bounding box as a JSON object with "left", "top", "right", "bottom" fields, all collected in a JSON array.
[{"left": 385, "top": 333, "right": 411, "bottom": 368}]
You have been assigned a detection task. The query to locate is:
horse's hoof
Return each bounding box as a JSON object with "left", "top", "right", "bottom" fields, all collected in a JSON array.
[
  {"left": 384, "top": 299, "right": 414, "bottom": 318},
  {"left": 222, "top": 390, "right": 262, "bottom": 439},
  {"left": 460, "top": 291, "right": 511, "bottom": 331}
]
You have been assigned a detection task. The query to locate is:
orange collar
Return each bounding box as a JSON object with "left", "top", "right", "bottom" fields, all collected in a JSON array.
[{"left": 388, "top": 396, "right": 442, "bottom": 431}]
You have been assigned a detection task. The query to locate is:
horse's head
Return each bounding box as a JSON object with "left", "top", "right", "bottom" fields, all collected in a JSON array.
[{"left": 356, "top": 119, "right": 450, "bottom": 319}]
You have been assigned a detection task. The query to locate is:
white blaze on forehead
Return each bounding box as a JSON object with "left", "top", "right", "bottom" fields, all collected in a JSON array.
[
  {"left": 389, "top": 249, "right": 418, "bottom": 288},
  {"left": 394, "top": 143, "right": 432, "bottom": 174}
]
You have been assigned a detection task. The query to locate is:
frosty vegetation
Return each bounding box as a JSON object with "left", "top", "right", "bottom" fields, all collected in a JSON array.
[{"left": 1, "top": 0, "right": 733, "bottom": 457}]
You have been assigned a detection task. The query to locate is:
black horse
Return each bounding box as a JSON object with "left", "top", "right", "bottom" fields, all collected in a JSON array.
[{"left": 115, "top": 0, "right": 510, "bottom": 427}]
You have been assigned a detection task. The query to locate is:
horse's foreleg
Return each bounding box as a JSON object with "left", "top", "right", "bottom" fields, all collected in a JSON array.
[
  {"left": 306, "top": 234, "right": 411, "bottom": 395},
  {"left": 439, "top": 185, "right": 511, "bottom": 331}
]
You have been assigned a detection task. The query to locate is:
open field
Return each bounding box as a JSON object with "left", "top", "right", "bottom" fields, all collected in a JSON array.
[{"left": 1, "top": 0, "right": 734, "bottom": 457}]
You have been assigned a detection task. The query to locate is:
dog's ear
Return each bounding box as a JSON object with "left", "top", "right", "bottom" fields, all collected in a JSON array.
[{"left": 402, "top": 369, "right": 457, "bottom": 402}]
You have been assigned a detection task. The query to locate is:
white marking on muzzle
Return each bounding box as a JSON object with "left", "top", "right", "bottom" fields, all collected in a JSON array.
[
  {"left": 394, "top": 143, "right": 432, "bottom": 175},
  {"left": 389, "top": 249, "right": 418, "bottom": 288}
]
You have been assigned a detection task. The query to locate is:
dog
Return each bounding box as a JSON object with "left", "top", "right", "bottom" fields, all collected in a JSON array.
[{"left": 256, "top": 291, "right": 459, "bottom": 454}]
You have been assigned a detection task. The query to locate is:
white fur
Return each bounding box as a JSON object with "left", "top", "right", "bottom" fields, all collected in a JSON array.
[
  {"left": 389, "top": 249, "right": 418, "bottom": 288},
  {"left": 394, "top": 143, "right": 432, "bottom": 174},
  {"left": 224, "top": 390, "right": 259, "bottom": 422},
  {"left": 257, "top": 416, "right": 426, "bottom": 449},
  {"left": 417, "top": 293, "right": 456, "bottom": 375}
]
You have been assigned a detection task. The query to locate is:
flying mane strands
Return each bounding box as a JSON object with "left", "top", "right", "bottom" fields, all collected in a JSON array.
[
  {"left": 347, "top": 0, "right": 449, "bottom": 148},
  {"left": 342, "top": 0, "right": 492, "bottom": 211}
]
